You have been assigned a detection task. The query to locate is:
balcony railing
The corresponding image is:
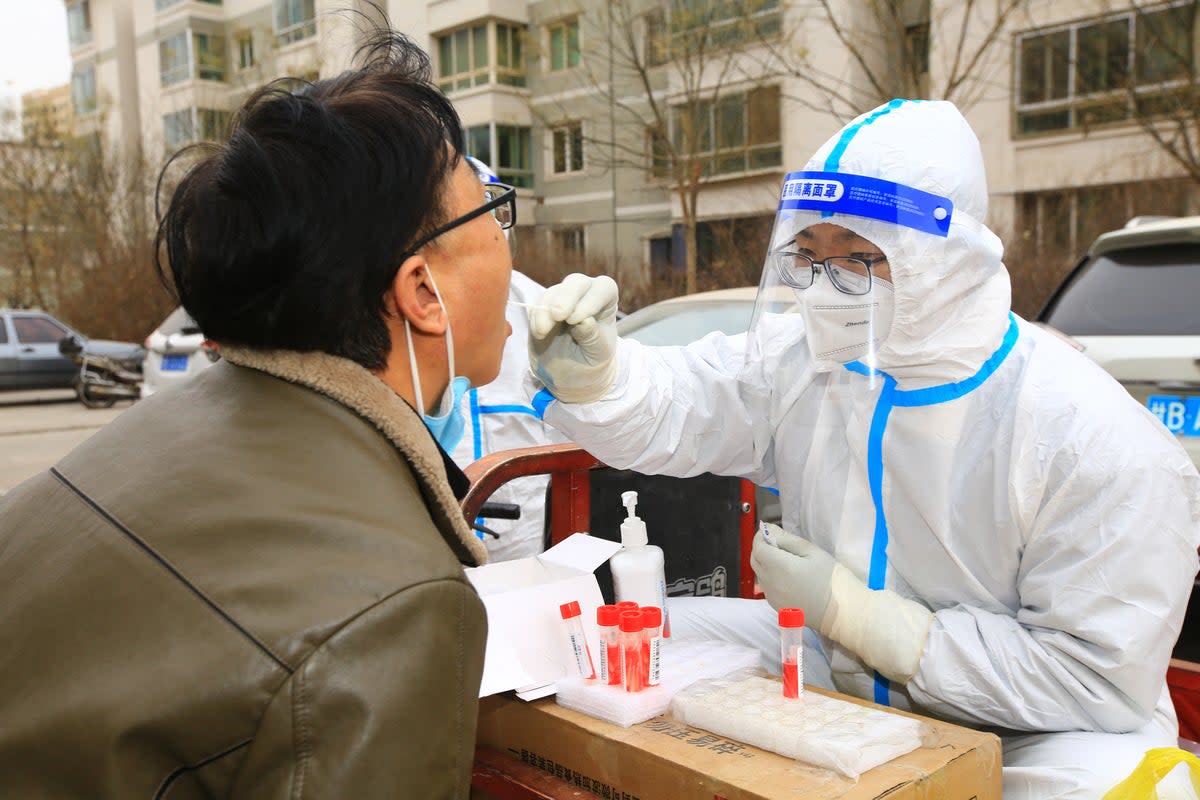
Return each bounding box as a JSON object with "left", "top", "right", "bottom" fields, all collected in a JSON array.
[
  {"left": 276, "top": 19, "right": 316, "bottom": 46},
  {"left": 156, "top": 0, "right": 222, "bottom": 10}
]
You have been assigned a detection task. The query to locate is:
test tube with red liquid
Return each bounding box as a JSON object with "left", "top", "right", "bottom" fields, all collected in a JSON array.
[
  {"left": 619, "top": 610, "right": 645, "bottom": 692},
  {"left": 596, "top": 604, "right": 621, "bottom": 685},
  {"left": 560, "top": 600, "right": 596, "bottom": 680},
  {"left": 779, "top": 607, "right": 805, "bottom": 699},
  {"left": 641, "top": 606, "right": 662, "bottom": 687}
]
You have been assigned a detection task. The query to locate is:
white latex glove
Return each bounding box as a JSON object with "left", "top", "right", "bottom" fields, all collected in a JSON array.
[
  {"left": 527, "top": 273, "right": 619, "bottom": 404},
  {"left": 751, "top": 522, "right": 934, "bottom": 684}
]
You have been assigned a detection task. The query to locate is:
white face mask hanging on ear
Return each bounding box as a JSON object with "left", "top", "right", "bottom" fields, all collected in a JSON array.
[{"left": 404, "top": 266, "right": 471, "bottom": 453}]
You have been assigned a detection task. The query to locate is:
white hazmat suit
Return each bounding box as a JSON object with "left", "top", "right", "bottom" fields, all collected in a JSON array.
[{"left": 526, "top": 100, "right": 1200, "bottom": 796}]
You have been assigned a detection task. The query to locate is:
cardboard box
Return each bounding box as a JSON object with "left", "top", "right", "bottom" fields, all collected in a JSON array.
[
  {"left": 476, "top": 685, "right": 1002, "bottom": 800},
  {"left": 465, "top": 532, "right": 622, "bottom": 699}
]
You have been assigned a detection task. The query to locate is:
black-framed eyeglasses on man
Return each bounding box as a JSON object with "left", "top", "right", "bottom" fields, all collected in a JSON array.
[
  {"left": 771, "top": 251, "right": 888, "bottom": 296},
  {"left": 401, "top": 183, "right": 516, "bottom": 258}
]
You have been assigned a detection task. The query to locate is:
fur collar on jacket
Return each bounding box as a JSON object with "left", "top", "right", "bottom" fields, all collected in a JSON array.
[{"left": 220, "top": 346, "right": 488, "bottom": 567}]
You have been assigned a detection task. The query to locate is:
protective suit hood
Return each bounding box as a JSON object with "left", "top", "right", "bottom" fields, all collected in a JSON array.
[{"left": 758, "top": 99, "right": 1012, "bottom": 387}]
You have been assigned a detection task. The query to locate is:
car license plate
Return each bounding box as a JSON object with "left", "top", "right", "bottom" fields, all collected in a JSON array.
[
  {"left": 161, "top": 354, "right": 189, "bottom": 372},
  {"left": 1147, "top": 395, "right": 1200, "bottom": 438}
]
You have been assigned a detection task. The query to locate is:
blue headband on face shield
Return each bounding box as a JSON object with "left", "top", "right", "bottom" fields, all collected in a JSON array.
[{"left": 778, "top": 171, "right": 954, "bottom": 237}]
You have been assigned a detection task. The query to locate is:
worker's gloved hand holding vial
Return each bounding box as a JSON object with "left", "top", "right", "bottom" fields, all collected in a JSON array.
[{"left": 752, "top": 521, "right": 933, "bottom": 685}]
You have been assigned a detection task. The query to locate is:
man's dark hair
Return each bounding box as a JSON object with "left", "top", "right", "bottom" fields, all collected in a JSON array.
[{"left": 155, "top": 29, "right": 464, "bottom": 370}]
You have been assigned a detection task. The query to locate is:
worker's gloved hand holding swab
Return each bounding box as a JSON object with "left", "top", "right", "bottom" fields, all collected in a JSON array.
[
  {"left": 751, "top": 521, "right": 934, "bottom": 684},
  {"left": 527, "top": 273, "right": 619, "bottom": 404}
]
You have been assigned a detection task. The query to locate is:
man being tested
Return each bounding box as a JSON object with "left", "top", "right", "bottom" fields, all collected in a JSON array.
[
  {"left": 526, "top": 99, "right": 1200, "bottom": 797},
  {"left": 0, "top": 27, "right": 511, "bottom": 798}
]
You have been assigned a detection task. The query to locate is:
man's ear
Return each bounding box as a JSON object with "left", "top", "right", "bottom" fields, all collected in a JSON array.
[{"left": 390, "top": 255, "right": 447, "bottom": 336}]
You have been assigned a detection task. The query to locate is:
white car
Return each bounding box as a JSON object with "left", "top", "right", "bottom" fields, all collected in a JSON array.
[
  {"left": 616, "top": 286, "right": 760, "bottom": 344},
  {"left": 141, "top": 307, "right": 217, "bottom": 398},
  {"left": 1036, "top": 215, "right": 1200, "bottom": 470}
]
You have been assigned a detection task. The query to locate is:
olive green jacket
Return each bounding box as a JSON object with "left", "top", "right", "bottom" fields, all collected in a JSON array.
[{"left": 0, "top": 348, "right": 488, "bottom": 798}]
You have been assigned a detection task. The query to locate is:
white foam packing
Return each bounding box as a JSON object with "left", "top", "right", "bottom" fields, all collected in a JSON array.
[
  {"left": 669, "top": 674, "right": 927, "bottom": 779},
  {"left": 554, "top": 638, "right": 760, "bottom": 728}
]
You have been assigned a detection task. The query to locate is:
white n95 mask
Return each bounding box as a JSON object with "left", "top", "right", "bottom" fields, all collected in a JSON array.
[{"left": 800, "top": 278, "right": 894, "bottom": 366}]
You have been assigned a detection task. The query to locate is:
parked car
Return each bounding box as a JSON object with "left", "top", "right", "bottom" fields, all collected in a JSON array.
[
  {"left": 616, "top": 286, "right": 760, "bottom": 344},
  {"left": 0, "top": 310, "right": 144, "bottom": 392},
  {"left": 141, "top": 307, "right": 218, "bottom": 398},
  {"left": 1035, "top": 215, "right": 1200, "bottom": 471}
]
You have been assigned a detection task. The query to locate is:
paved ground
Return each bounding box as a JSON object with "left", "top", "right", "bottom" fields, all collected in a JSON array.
[{"left": 0, "top": 389, "right": 134, "bottom": 495}]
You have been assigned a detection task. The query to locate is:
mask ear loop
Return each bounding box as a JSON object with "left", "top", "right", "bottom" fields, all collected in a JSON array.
[{"left": 404, "top": 264, "right": 456, "bottom": 418}]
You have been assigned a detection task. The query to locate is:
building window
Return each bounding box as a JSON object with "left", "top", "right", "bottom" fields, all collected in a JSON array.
[
  {"left": 163, "top": 107, "right": 231, "bottom": 152},
  {"left": 275, "top": 0, "right": 316, "bottom": 46},
  {"left": 67, "top": 1, "right": 92, "bottom": 48},
  {"left": 195, "top": 33, "right": 226, "bottom": 80},
  {"left": 645, "top": 9, "right": 669, "bottom": 66},
  {"left": 160, "top": 31, "right": 226, "bottom": 86},
  {"left": 671, "top": 0, "right": 780, "bottom": 50},
  {"left": 648, "top": 127, "right": 671, "bottom": 179},
  {"left": 553, "top": 226, "right": 586, "bottom": 258},
  {"left": 436, "top": 22, "right": 526, "bottom": 93},
  {"left": 71, "top": 68, "right": 96, "bottom": 115},
  {"left": 160, "top": 33, "right": 189, "bottom": 85},
  {"left": 495, "top": 23, "right": 525, "bottom": 86},
  {"left": 672, "top": 85, "right": 781, "bottom": 178},
  {"left": 438, "top": 25, "right": 488, "bottom": 92},
  {"left": 547, "top": 18, "right": 580, "bottom": 72},
  {"left": 236, "top": 33, "right": 256, "bottom": 70},
  {"left": 1015, "top": 1, "right": 1197, "bottom": 135},
  {"left": 466, "top": 123, "right": 533, "bottom": 188},
  {"left": 551, "top": 122, "right": 584, "bottom": 174}
]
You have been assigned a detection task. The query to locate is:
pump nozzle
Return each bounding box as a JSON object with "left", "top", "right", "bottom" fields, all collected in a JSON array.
[
  {"left": 621, "top": 491, "right": 639, "bottom": 519},
  {"left": 619, "top": 491, "right": 648, "bottom": 547}
]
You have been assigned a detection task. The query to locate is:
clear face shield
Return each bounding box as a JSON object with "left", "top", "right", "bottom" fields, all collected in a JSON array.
[{"left": 746, "top": 170, "right": 954, "bottom": 375}]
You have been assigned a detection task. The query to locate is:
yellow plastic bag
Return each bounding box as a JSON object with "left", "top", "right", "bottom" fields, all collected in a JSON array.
[{"left": 1103, "top": 747, "right": 1200, "bottom": 799}]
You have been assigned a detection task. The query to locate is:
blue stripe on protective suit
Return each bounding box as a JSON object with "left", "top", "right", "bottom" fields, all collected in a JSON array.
[
  {"left": 844, "top": 313, "right": 1020, "bottom": 705},
  {"left": 823, "top": 99, "right": 909, "bottom": 173},
  {"left": 532, "top": 388, "right": 556, "bottom": 419}
]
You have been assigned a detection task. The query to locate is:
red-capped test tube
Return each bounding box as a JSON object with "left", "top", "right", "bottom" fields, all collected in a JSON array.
[
  {"left": 615, "top": 600, "right": 640, "bottom": 614},
  {"left": 779, "top": 607, "right": 805, "bottom": 699},
  {"left": 596, "top": 604, "right": 622, "bottom": 686},
  {"left": 560, "top": 601, "right": 596, "bottom": 680},
  {"left": 619, "top": 610, "right": 645, "bottom": 692},
  {"left": 641, "top": 606, "right": 663, "bottom": 687}
]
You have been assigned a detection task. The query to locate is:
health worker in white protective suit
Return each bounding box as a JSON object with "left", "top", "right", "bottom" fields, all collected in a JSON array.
[
  {"left": 524, "top": 99, "right": 1200, "bottom": 797},
  {"left": 453, "top": 157, "right": 567, "bottom": 561}
]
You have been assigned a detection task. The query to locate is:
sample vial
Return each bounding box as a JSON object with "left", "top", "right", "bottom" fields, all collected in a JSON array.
[
  {"left": 560, "top": 600, "right": 596, "bottom": 680},
  {"left": 641, "top": 606, "right": 663, "bottom": 687},
  {"left": 615, "top": 601, "right": 640, "bottom": 614},
  {"left": 619, "top": 610, "right": 645, "bottom": 693},
  {"left": 779, "top": 607, "right": 805, "bottom": 699},
  {"left": 596, "top": 604, "right": 622, "bottom": 686}
]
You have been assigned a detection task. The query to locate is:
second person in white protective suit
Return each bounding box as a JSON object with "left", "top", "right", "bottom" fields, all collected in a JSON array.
[
  {"left": 524, "top": 99, "right": 1200, "bottom": 797},
  {"left": 454, "top": 157, "right": 567, "bottom": 561}
]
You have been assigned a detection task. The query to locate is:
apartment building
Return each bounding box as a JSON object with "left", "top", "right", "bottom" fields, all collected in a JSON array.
[{"left": 62, "top": 0, "right": 1199, "bottom": 289}]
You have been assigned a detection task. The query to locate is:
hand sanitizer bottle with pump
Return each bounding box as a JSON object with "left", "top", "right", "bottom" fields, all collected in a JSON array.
[{"left": 609, "top": 491, "right": 670, "bottom": 637}]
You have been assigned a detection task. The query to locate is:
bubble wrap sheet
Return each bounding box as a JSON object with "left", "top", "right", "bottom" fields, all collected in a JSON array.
[
  {"left": 554, "top": 639, "right": 760, "bottom": 728},
  {"left": 669, "top": 674, "right": 926, "bottom": 779}
]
